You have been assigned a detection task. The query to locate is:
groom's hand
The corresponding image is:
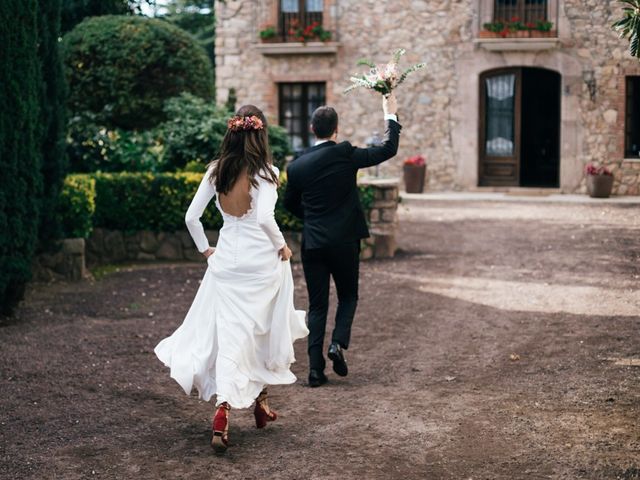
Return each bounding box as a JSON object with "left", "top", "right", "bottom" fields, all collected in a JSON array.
[{"left": 383, "top": 92, "right": 398, "bottom": 117}]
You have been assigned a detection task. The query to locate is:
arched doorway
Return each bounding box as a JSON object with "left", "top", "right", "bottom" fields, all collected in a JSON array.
[{"left": 479, "top": 67, "right": 561, "bottom": 187}]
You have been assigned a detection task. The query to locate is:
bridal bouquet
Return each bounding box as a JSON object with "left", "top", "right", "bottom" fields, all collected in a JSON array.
[{"left": 344, "top": 49, "right": 426, "bottom": 96}]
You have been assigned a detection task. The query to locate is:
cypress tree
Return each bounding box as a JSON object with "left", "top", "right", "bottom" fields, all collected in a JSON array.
[
  {"left": 0, "top": 0, "right": 43, "bottom": 315},
  {"left": 37, "top": 0, "right": 67, "bottom": 248}
]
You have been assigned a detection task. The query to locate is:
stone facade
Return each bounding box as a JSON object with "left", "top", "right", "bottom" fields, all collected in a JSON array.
[{"left": 215, "top": 0, "right": 640, "bottom": 195}]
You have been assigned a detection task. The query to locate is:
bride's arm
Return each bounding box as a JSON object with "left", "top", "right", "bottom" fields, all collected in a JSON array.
[
  {"left": 185, "top": 168, "right": 216, "bottom": 254},
  {"left": 256, "top": 176, "right": 287, "bottom": 253}
]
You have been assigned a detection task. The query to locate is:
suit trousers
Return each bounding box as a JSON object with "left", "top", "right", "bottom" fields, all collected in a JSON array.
[{"left": 301, "top": 241, "right": 360, "bottom": 371}]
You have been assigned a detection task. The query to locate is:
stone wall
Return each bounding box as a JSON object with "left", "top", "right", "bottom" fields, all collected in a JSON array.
[
  {"left": 32, "top": 239, "right": 88, "bottom": 282},
  {"left": 215, "top": 0, "right": 640, "bottom": 195}
]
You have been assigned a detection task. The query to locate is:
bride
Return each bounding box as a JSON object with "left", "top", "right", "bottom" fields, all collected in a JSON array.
[{"left": 154, "top": 105, "right": 308, "bottom": 454}]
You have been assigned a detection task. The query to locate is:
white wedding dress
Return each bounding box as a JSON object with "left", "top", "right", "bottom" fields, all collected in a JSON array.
[{"left": 154, "top": 165, "right": 308, "bottom": 409}]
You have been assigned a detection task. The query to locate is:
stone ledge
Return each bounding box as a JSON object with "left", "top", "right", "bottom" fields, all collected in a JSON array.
[
  {"left": 255, "top": 42, "right": 340, "bottom": 56},
  {"left": 358, "top": 177, "right": 400, "bottom": 188},
  {"left": 474, "top": 38, "right": 561, "bottom": 52}
]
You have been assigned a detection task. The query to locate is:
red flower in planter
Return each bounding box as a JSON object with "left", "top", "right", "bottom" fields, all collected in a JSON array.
[
  {"left": 404, "top": 155, "right": 426, "bottom": 167},
  {"left": 585, "top": 163, "right": 613, "bottom": 176}
]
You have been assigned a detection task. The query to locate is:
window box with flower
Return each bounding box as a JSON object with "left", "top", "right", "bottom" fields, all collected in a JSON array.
[
  {"left": 585, "top": 164, "right": 614, "bottom": 198},
  {"left": 403, "top": 156, "right": 427, "bottom": 194},
  {"left": 480, "top": 17, "right": 556, "bottom": 38}
]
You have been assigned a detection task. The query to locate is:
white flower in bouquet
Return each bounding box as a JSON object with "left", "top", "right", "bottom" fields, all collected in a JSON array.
[{"left": 345, "top": 49, "right": 426, "bottom": 96}]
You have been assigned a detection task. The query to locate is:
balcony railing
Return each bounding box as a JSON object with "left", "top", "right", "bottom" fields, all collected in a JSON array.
[
  {"left": 279, "top": 11, "right": 325, "bottom": 42},
  {"left": 477, "top": 0, "right": 559, "bottom": 40}
]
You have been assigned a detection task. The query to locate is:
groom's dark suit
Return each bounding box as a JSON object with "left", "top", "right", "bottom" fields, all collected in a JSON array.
[{"left": 284, "top": 119, "right": 401, "bottom": 372}]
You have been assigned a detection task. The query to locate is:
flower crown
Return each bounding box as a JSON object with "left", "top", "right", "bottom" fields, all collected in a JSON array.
[{"left": 227, "top": 115, "right": 265, "bottom": 132}]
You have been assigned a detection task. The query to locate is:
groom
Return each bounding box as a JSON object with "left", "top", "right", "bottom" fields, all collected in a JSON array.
[{"left": 284, "top": 93, "right": 401, "bottom": 387}]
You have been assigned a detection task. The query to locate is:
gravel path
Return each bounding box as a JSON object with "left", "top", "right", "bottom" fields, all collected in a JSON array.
[{"left": 1, "top": 199, "right": 639, "bottom": 479}]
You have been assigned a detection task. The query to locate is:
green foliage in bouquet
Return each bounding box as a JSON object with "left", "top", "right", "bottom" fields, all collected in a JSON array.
[
  {"left": 58, "top": 175, "right": 96, "bottom": 238},
  {"left": 61, "top": 15, "right": 214, "bottom": 130},
  {"left": 345, "top": 49, "right": 426, "bottom": 96},
  {"left": 613, "top": 0, "right": 640, "bottom": 59}
]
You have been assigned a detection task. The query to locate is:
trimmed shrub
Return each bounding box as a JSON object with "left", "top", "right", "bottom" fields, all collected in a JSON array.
[
  {"left": 59, "top": 172, "right": 378, "bottom": 238},
  {"left": 0, "top": 0, "right": 43, "bottom": 315},
  {"left": 38, "top": 0, "right": 68, "bottom": 248},
  {"left": 62, "top": 15, "right": 214, "bottom": 130},
  {"left": 92, "top": 172, "right": 224, "bottom": 232},
  {"left": 58, "top": 175, "right": 96, "bottom": 238}
]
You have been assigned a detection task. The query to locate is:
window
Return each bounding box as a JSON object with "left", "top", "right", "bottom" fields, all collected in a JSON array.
[
  {"left": 279, "top": 0, "right": 324, "bottom": 41},
  {"left": 278, "top": 82, "right": 326, "bottom": 153},
  {"left": 494, "top": 0, "right": 548, "bottom": 22},
  {"left": 626, "top": 77, "right": 640, "bottom": 158}
]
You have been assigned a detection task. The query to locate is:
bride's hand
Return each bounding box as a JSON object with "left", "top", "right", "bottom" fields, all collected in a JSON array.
[
  {"left": 203, "top": 247, "right": 215, "bottom": 258},
  {"left": 279, "top": 245, "right": 292, "bottom": 261}
]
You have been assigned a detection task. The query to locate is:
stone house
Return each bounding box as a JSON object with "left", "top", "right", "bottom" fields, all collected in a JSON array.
[{"left": 215, "top": 0, "right": 640, "bottom": 195}]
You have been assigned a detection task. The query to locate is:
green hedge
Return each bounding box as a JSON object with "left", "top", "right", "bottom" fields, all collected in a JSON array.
[
  {"left": 59, "top": 175, "right": 96, "bottom": 238},
  {"left": 59, "top": 172, "right": 376, "bottom": 237}
]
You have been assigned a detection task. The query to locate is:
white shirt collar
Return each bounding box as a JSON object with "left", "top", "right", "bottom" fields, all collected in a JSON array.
[{"left": 314, "top": 139, "right": 331, "bottom": 146}]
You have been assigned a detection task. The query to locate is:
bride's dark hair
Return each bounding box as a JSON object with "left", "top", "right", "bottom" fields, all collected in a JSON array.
[{"left": 209, "top": 104, "right": 279, "bottom": 194}]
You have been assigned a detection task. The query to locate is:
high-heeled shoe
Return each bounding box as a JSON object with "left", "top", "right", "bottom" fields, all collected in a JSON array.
[
  {"left": 211, "top": 402, "right": 230, "bottom": 453},
  {"left": 253, "top": 389, "right": 278, "bottom": 429}
]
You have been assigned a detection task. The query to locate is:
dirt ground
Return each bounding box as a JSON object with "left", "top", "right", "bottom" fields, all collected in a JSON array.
[{"left": 1, "top": 198, "right": 639, "bottom": 480}]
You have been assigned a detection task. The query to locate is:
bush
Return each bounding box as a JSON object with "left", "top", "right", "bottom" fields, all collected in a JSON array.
[
  {"left": 59, "top": 173, "right": 379, "bottom": 238},
  {"left": 66, "top": 93, "right": 293, "bottom": 173},
  {"left": 159, "top": 93, "right": 292, "bottom": 171},
  {"left": 66, "top": 112, "right": 163, "bottom": 173},
  {"left": 59, "top": 175, "right": 96, "bottom": 238},
  {"left": 62, "top": 15, "right": 214, "bottom": 130},
  {"left": 0, "top": 0, "right": 43, "bottom": 315}
]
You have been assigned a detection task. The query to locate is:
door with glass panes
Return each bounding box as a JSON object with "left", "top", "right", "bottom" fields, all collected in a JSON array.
[{"left": 479, "top": 67, "right": 561, "bottom": 187}]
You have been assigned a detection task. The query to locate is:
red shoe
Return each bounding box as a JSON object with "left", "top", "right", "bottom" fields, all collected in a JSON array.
[
  {"left": 211, "top": 402, "right": 230, "bottom": 454},
  {"left": 254, "top": 389, "right": 278, "bottom": 429}
]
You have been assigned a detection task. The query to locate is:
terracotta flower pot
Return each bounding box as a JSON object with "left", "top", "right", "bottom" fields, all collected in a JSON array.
[
  {"left": 403, "top": 164, "right": 426, "bottom": 194},
  {"left": 586, "top": 174, "right": 614, "bottom": 198}
]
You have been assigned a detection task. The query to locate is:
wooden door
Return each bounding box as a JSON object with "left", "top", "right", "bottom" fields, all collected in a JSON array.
[{"left": 479, "top": 68, "right": 522, "bottom": 186}]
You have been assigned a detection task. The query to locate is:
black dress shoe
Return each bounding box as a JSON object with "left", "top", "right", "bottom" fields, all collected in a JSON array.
[
  {"left": 327, "top": 343, "right": 348, "bottom": 377},
  {"left": 308, "top": 369, "right": 328, "bottom": 388}
]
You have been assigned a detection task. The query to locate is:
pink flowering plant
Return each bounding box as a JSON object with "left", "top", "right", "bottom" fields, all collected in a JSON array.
[
  {"left": 344, "top": 49, "right": 426, "bottom": 96},
  {"left": 404, "top": 155, "right": 426, "bottom": 167},
  {"left": 585, "top": 163, "right": 613, "bottom": 176}
]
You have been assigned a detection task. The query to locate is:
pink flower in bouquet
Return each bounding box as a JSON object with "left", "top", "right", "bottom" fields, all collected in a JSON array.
[
  {"left": 404, "top": 155, "right": 426, "bottom": 167},
  {"left": 345, "top": 49, "right": 426, "bottom": 96}
]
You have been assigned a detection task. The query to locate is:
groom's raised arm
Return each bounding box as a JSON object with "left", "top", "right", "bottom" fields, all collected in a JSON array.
[
  {"left": 347, "top": 92, "right": 401, "bottom": 169},
  {"left": 347, "top": 119, "right": 402, "bottom": 169}
]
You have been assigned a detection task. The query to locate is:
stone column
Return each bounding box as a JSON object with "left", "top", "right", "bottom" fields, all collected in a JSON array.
[{"left": 358, "top": 178, "right": 400, "bottom": 259}]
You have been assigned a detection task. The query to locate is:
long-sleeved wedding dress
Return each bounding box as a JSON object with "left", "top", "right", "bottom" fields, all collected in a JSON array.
[{"left": 154, "top": 165, "right": 308, "bottom": 409}]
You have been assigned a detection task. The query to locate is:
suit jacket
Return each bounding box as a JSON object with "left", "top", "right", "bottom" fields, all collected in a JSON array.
[{"left": 284, "top": 119, "right": 401, "bottom": 250}]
